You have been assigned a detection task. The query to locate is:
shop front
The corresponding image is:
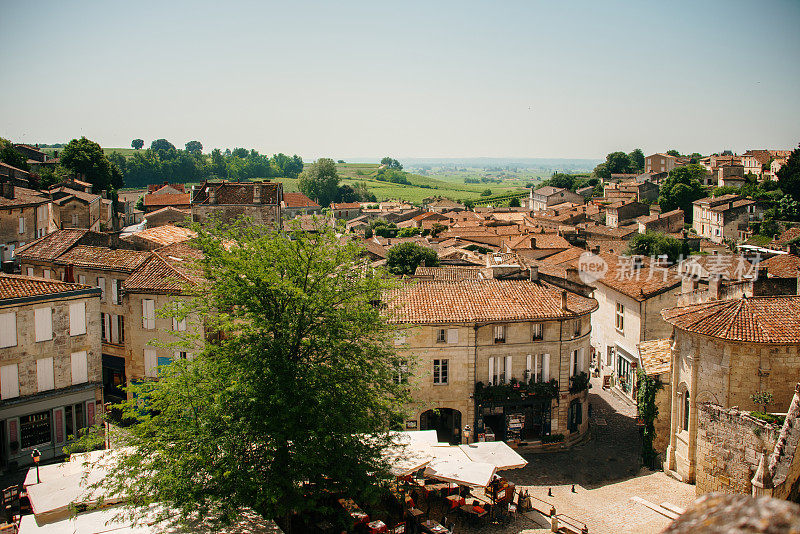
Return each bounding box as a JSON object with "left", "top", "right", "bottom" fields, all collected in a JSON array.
[
  {"left": 615, "top": 346, "right": 636, "bottom": 396},
  {"left": 475, "top": 398, "right": 553, "bottom": 444}
]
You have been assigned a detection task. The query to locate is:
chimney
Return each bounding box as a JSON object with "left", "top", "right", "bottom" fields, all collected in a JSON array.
[
  {"left": 565, "top": 266, "right": 581, "bottom": 285},
  {"left": 682, "top": 276, "right": 699, "bottom": 294},
  {"left": 253, "top": 184, "right": 262, "bottom": 204},
  {"left": 209, "top": 186, "right": 217, "bottom": 204},
  {"left": 529, "top": 266, "right": 539, "bottom": 282},
  {"left": 2, "top": 182, "right": 14, "bottom": 200},
  {"left": 561, "top": 290, "right": 568, "bottom": 311},
  {"left": 101, "top": 189, "right": 108, "bottom": 200},
  {"left": 709, "top": 274, "right": 722, "bottom": 300},
  {"left": 757, "top": 266, "right": 767, "bottom": 281},
  {"left": 64, "top": 264, "right": 75, "bottom": 283}
]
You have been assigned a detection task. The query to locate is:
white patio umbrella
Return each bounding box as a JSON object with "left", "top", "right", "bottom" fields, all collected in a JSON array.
[{"left": 458, "top": 441, "right": 528, "bottom": 470}]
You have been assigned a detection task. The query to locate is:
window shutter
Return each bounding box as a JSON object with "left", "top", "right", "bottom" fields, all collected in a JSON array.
[
  {"left": 78, "top": 274, "right": 86, "bottom": 285},
  {"left": 87, "top": 401, "right": 96, "bottom": 426},
  {"left": 543, "top": 354, "right": 550, "bottom": 382},
  {"left": 111, "top": 314, "right": 119, "bottom": 344},
  {"left": 26, "top": 267, "right": 33, "bottom": 276},
  {"left": 43, "top": 269, "right": 51, "bottom": 279},
  {"left": 18, "top": 217, "right": 24, "bottom": 234},
  {"left": 103, "top": 313, "right": 111, "bottom": 342},
  {"left": 71, "top": 351, "right": 88, "bottom": 384},
  {"left": 36, "top": 357, "right": 54, "bottom": 392},
  {"left": 579, "top": 347, "right": 585, "bottom": 373},
  {"left": 569, "top": 350, "right": 576, "bottom": 377},
  {"left": 526, "top": 354, "right": 532, "bottom": 377},
  {"left": 69, "top": 301, "right": 86, "bottom": 336},
  {"left": 488, "top": 357, "right": 494, "bottom": 384},
  {"left": 0, "top": 312, "right": 16, "bottom": 348},
  {"left": 34, "top": 307, "right": 52, "bottom": 342},
  {"left": 144, "top": 349, "right": 157, "bottom": 378},
  {"left": 111, "top": 279, "right": 119, "bottom": 304},
  {"left": 98, "top": 277, "right": 105, "bottom": 301},
  {"left": 505, "top": 355, "right": 512, "bottom": 382},
  {"left": 54, "top": 408, "right": 64, "bottom": 444},
  {"left": 8, "top": 418, "right": 18, "bottom": 445},
  {"left": 142, "top": 300, "right": 148, "bottom": 328},
  {"left": 0, "top": 364, "right": 19, "bottom": 399},
  {"left": 447, "top": 328, "right": 458, "bottom": 344}
]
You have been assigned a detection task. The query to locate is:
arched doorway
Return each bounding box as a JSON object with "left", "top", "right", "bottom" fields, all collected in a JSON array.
[{"left": 420, "top": 408, "right": 462, "bottom": 445}]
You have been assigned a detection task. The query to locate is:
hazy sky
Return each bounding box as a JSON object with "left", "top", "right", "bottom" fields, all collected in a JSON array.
[{"left": 2, "top": 0, "right": 798, "bottom": 160}]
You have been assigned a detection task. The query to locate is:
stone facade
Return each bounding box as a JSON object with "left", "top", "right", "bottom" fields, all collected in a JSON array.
[
  {"left": 666, "top": 328, "right": 800, "bottom": 484},
  {"left": 191, "top": 181, "right": 282, "bottom": 226},
  {"left": 0, "top": 284, "right": 102, "bottom": 466},
  {"left": 0, "top": 187, "right": 53, "bottom": 262},
  {"left": 53, "top": 197, "right": 100, "bottom": 230}
]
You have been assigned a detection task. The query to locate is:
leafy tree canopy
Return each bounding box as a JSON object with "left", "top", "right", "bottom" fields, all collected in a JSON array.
[
  {"left": 777, "top": 144, "right": 800, "bottom": 202},
  {"left": 185, "top": 140, "right": 203, "bottom": 154},
  {"left": 626, "top": 232, "right": 687, "bottom": 262},
  {"left": 0, "top": 137, "right": 29, "bottom": 171},
  {"left": 131, "top": 138, "right": 144, "bottom": 150},
  {"left": 380, "top": 157, "right": 403, "bottom": 170},
  {"left": 666, "top": 149, "right": 681, "bottom": 157},
  {"left": 298, "top": 158, "right": 340, "bottom": 208},
  {"left": 657, "top": 164, "right": 708, "bottom": 222},
  {"left": 76, "top": 220, "right": 409, "bottom": 528},
  {"left": 386, "top": 242, "right": 439, "bottom": 275},
  {"left": 151, "top": 138, "right": 176, "bottom": 152},
  {"left": 628, "top": 148, "right": 645, "bottom": 173},
  {"left": 60, "top": 136, "right": 123, "bottom": 193}
]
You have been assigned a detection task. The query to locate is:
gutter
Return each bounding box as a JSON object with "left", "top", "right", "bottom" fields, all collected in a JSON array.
[{"left": 0, "top": 287, "right": 101, "bottom": 307}]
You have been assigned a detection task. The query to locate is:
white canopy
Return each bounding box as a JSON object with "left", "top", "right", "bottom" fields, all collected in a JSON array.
[
  {"left": 458, "top": 441, "right": 528, "bottom": 470},
  {"left": 423, "top": 459, "right": 497, "bottom": 488}
]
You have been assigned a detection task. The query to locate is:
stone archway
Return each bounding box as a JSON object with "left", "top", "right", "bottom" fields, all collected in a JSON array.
[{"left": 420, "top": 408, "right": 462, "bottom": 445}]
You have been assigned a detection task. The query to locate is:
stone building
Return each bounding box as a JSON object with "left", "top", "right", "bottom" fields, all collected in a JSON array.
[
  {"left": 281, "top": 192, "right": 320, "bottom": 219},
  {"left": 329, "top": 202, "right": 362, "bottom": 220},
  {"left": 0, "top": 274, "right": 102, "bottom": 467},
  {"left": 661, "top": 295, "right": 800, "bottom": 485},
  {"left": 692, "top": 194, "right": 764, "bottom": 244},
  {"left": 386, "top": 272, "right": 597, "bottom": 446},
  {"left": 48, "top": 186, "right": 102, "bottom": 230},
  {"left": 528, "top": 186, "right": 585, "bottom": 212},
  {"left": 0, "top": 183, "right": 53, "bottom": 264},
  {"left": 637, "top": 209, "right": 684, "bottom": 234},
  {"left": 190, "top": 181, "right": 282, "bottom": 225},
  {"left": 142, "top": 183, "right": 191, "bottom": 213},
  {"left": 636, "top": 338, "right": 673, "bottom": 456}
]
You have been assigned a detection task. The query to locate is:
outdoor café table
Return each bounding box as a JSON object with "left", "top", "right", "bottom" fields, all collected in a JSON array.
[
  {"left": 420, "top": 519, "right": 449, "bottom": 534},
  {"left": 367, "top": 519, "right": 388, "bottom": 534},
  {"left": 407, "top": 507, "right": 425, "bottom": 521},
  {"left": 459, "top": 504, "right": 488, "bottom": 518},
  {"left": 337, "top": 497, "right": 369, "bottom": 526},
  {"left": 446, "top": 494, "right": 466, "bottom": 509},
  {"left": 390, "top": 523, "right": 406, "bottom": 534}
]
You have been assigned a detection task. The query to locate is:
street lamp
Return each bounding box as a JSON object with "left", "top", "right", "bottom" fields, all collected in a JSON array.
[{"left": 31, "top": 449, "right": 41, "bottom": 484}]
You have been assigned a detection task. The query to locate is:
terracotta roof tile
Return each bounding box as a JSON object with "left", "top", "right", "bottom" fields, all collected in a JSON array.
[
  {"left": 770, "top": 227, "right": 800, "bottom": 247},
  {"left": 590, "top": 253, "right": 682, "bottom": 300},
  {"left": 15, "top": 229, "right": 91, "bottom": 261},
  {"left": 124, "top": 243, "right": 204, "bottom": 294},
  {"left": 330, "top": 202, "right": 362, "bottom": 210},
  {"left": 413, "top": 266, "right": 481, "bottom": 281},
  {"left": 144, "top": 193, "right": 191, "bottom": 207},
  {"left": 0, "top": 273, "right": 98, "bottom": 301},
  {"left": 122, "top": 225, "right": 197, "bottom": 248},
  {"left": 282, "top": 192, "right": 320, "bottom": 208},
  {"left": 385, "top": 279, "right": 597, "bottom": 324},
  {"left": 0, "top": 186, "right": 50, "bottom": 208},
  {"left": 662, "top": 296, "right": 800, "bottom": 343},
  {"left": 192, "top": 181, "right": 281, "bottom": 205},
  {"left": 55, "top": 246, "right": 150, "bottom": 272},
  {"left": 637, "top": 338, "right": 671, "bottom": 376},
  {"left": 759, "top": 254, "right": 800, "bottom": 278}
]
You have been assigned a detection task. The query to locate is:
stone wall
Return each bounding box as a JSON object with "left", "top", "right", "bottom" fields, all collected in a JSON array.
[
  {"left": 695, "top": 403, "right": 780, "bottom": 495},
  {"left": 652, "top": 371, "right": 672, "bottom": 456},
  {"left": 192, "top": 204, "right": 280, "bottom": 226}
]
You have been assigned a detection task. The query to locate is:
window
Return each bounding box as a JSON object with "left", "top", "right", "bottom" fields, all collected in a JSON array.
[
  {"left": 571, "top": 349, "right": 580, "bottom": 377},
  {"left": 0, "top": 312, "right": 16, "bottom": 348},
  {"left": 18, "top": 217, "right": 24, "bottom": 234},
  {"left": 43, "top": 269, "right": 51, "bottom": 279},
  {"left": 532, "top": 323, "right": 543, "bottom": 341},
  {"left": 97, "top": 277, "right": 105, "bottom": 301},
  {"left": 172, "top": 317, "right": 187, "bottom": 332},
  {"left": 70, "top": 351, "right": 88, "bottom": 384},
  {"left": 615, "top": 303, "right": 624, "bottom": 332},
  {"left": 26, "top": 267, "right": 33, "bottom": 276},
  {"left": 394, "top": 333, "right": 406, "bottom": 346},
  {"left": 683, "top": 392, "right": 690, "bottom": 431},
  {"left": 69, "top": 301, "right": 86, "bottom": 336},
  {"left": 493, "top": 325, "right": 506, "bottom": 343},
  {"left": 34, "top": 307, "right": 52, "bottom": 342},
  {"left": 436, "top": 328, "right": 446, "bottom": 343},
  {"left": 0, "top": 364, "right": 20, "bottom": 399},
  {"left": 142, "top": 299, "right": 156, "bottom": 330},
  {"left": 157, "top": 356, "right": 173, "bottom": 367},
  {"left": 20, "top": 411, "right": 51, "bottom": 449},
  {"left": 78, "top": 274, "right": 86, "bottom": 285},
  {"left": 144, "top": 349, "right": 157, "bottom": 378},
  {"left": 574, "top": 319, "right": 581, "bottom": 337},
  {"left": 71, "top": 213, "right": 78, "bottom": 226},
  {"left": 528, "top": 354, "right": 546, "bottom": 383},
  {"left": 447, "top": 328, "right": 458, "bottom": 344},
  {"left": 111, "top": 279, "right": 120, "bottom": 305},
  {"left": 433, "top": 359, "right": 448, "bottom": 384},
  {"left": 488, "top": 357, "right": 498, "bottom": 385},
  {"left": 102, "top": 313, "right": 124, "bottom": 344},
  {"left": 394, "top": 360, "right": 409, "bottom": 384},
  {"left": 36, "top": 357, "right": 54, "bottom": 392}
]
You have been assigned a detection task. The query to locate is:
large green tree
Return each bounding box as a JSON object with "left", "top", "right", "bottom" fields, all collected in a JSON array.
[
  {"left": 628, "top": 148, "right": 645, "bottom": 173},
  {"left": 184, "top": 140, "right": 203, "bottom": 154},
  {"left": 0, "top": 137, "right": 29, "bottom": 171},
  {"left": 777, "top": 144, "right": 800, "bottom": 202},
  {"left": 131, "top": 139, "right": 144, "bottom": 150},
  {"left": 386, "top": 242, "right": 439, "bottom": 275},
  {"left": 657, "top": 164, "right": 708, "bottom": 222},
  {"left": 81, "top": 221, "right": 408, "bottom": 528},
  {"left": 298, "top": 158, "right": 340, "bottom": 207},
  {"left": 59, "top": 136, "right": 123, "bottom": 192}
]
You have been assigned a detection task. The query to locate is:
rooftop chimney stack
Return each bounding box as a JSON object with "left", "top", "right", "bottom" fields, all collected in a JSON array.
[
  {"left": 709, "top": 274, "right": 722, "bottom": 300},
  {"left": 2, "top": 182, "right": 14, "bottom": 200},
  {"left": 209, "top": 186, "right": 217, "bottom": 204},
  {"left": 253, "top": 184, "right": 262, "bottom": 204},
  {"left": 529, "top": 266, "right": 539, "bottom": 282},
  {"left": 561, "top": 290, "right": 568, "bottom": 311}
]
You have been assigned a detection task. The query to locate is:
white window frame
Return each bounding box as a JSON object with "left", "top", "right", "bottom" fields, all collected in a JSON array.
[
  {"left": 0, "top": 312, "right": 17, "bottom": 348},
  {"left": 532, "top": 323, "right": 543, "bottom": 340},
  {"left": 34, "top": 307, "right": 53, "bottom": 342},
  {"left": 18, "top": 216, "right": 25, "bottom": 234},
  {"left": 69, "top": 301, "right": 86, "bottom": 336},
  {"left": 78, "top": 274, "right": 86, "bottom": 285},
  {"left": 436, "top": 328, "right": 446, "bottom": 343},
  {"left": 433, "top": 358, "right": 448, "bottom": 385},
  {"left": 172, "top": 317, "right": 187, "bottom": 332},
  {"left": 615, "top": 302, "right": 624, "bottom": 332},
  {"left": 26, "top": 267, "right": 34, "bottom": 276},
  {"left": 97, "top": 277, "right": 106, "bottom": 301},
  {"left": 70, "top": 351, "right": 88, "bottom": 384},
  {"left": 142, "top": 299, "right": 156, "bottom": 330},
  {"left": 493, "top": 324, "right": 506, "bottom": 343}
]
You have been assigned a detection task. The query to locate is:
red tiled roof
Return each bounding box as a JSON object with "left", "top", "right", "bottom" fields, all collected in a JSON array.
[
  {"left": 49, "top": 186, "right": 100, "bottom": 204},
  {"left": 0, "top": 186, "right": 50, "bottom": 208},
  {"left": 637, "top": 339, "right": 671, "bottom": 376},
  {"left": 414, "top": 266, "right": 481, "bottom": 281},
  {"left": 330, "top": 202, "right": 362, "bottom": 210},
  {"left": 0, "top": 161, "right": 31, "bottom": 175},
  {"left": 771, "top": 227, "right": 800, "bottom": 247},
  {"left": 55, "top": 245, "right": 150, "bottom": 272},
  {"left": 759, "top": 254, "right": 800, "bottom": 278},
  {"left": 124, "top": 243, "right": 204, "bottom": 294},
  {"left": 590, "top": 253, "right": 682, "bottom": 301},
  {"left": 143, "top": 193, "right": 191, "bottom": 207},
  {"left": 283, "top": 192, "right": 320, "bottom": 209},
  {"left": 385, "top": 279, "right": 597, "bottom": 324},
  {"left": 123, "top": 225, "right": 197, "bottom": 247},
  {"left": 192, "top": 181, "right": 281, "bottom": 205},
  {"left": 662, "top": 296, "right": 800, "bottom": 343},
  {"left": 15, "top": 229, "right": 91, "bottom": 261},
  {"left": 0, "top": 273, "right": 97, "bottom": 301}
]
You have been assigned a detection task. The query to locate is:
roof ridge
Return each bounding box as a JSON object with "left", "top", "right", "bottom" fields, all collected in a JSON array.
[
  {"left": 719, "top": 297, "right": 748, "bottom": 341},
  {"left": 149, "top": 250, "right": 195, "bottom": 283}
]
